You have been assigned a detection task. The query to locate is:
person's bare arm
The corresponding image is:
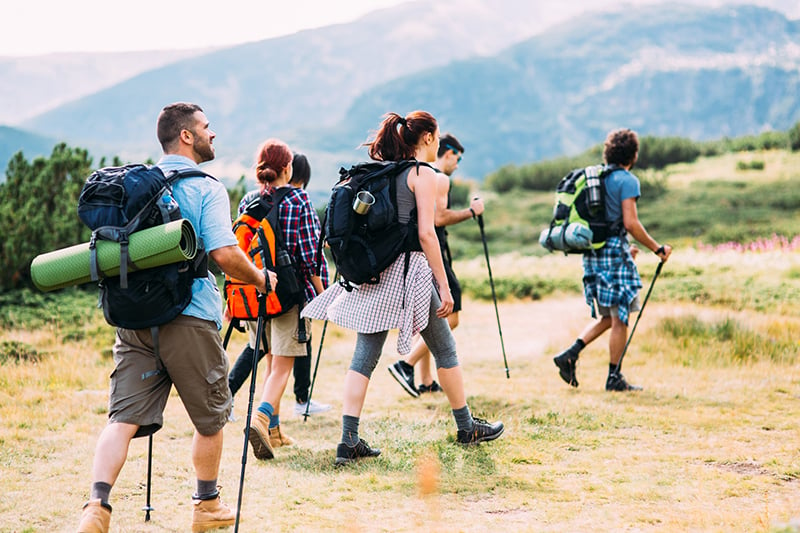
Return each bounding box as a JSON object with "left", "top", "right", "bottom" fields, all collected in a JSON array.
[
  {"left": 409, "top": 167, "right": 452, "bottom": 317},
  {"left": 621, "top": 198, "right": 672, "bottom": 262},
  {"left": 433, "top": 173, "right": 484, "bottom": 227},
  {"left": 209, "top": 245, "right": 277, "bottom": 293}
]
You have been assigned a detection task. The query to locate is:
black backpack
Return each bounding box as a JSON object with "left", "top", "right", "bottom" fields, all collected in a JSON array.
[
  {"left": 77, "top": 164, "right": 212, "bottom": 329},
  {"left": 320, "top": 160, "right": 429, "bottom": 290}
]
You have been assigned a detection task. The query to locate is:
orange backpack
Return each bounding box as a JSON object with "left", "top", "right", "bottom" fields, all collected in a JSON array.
[{"left": 224, "top": 188, "right": 303, "bottom": 320}]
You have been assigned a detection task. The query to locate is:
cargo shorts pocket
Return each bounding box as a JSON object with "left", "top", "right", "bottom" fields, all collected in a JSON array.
[{"left": 205, "top": 364, "right": 229, "bottom": 411}]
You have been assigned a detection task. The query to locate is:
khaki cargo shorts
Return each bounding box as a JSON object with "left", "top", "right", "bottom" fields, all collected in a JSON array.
[
  {"left": 108, "top": 315, "right": 232, "bottom": 437},
  {"left": 246, "top": 305, "right": 310, "bottom": 357}
]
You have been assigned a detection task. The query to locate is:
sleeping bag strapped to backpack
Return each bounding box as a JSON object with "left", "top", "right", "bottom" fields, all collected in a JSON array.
[
  {"left": 224, "top": 188, "right": 304, "bottom": 321},
  {"left": 320, "top": 160, "right": 429, "bottom": 290},
  {"left": 539, "top": 164, "right": 624, "bottom": 254},
  {"left": 77, "top": 164, "right": 211, "bottom": 329}
]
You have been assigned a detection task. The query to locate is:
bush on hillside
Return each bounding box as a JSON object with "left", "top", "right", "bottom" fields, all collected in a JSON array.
[
  {"left": 636, "top": 136, "right": 701, "bottom": 169},
  {"left": 0, "top": 145, "right": 93, "bottom": 290},
  {"left": 789, "top": 121, "right": 800, "bottom": 151}
]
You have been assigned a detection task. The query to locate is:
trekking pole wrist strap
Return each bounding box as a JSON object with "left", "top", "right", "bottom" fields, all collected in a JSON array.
[
  {"left": 654, "top": 245, "right": 665, "bottom": 256},
  {"left": 469, "top": 207, "right": 476, "bottom": 219}
]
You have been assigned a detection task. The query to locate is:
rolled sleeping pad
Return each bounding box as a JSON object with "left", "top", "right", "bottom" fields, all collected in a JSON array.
[{"left": 31, "top": 219, "right": 198, "bottom": 292}]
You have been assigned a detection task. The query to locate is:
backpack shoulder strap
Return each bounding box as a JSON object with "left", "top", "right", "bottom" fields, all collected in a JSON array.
[{"left": 165, "top": 168, "right": 218, "bottom": 184}]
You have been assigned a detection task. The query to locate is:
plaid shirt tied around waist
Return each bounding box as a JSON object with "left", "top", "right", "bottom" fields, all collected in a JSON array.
[
  {"left": 301, "top": 251, "right": 433, "bottom": 355},
  {"left": 582, "top": 236, "right": 642, "bottom": 325}
]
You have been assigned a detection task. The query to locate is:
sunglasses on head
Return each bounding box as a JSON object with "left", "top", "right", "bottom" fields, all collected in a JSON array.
[{"left": 443, "top": 143, "right": 462, "bottom": 163}]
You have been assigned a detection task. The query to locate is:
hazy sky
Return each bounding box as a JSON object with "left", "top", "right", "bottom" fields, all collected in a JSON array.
[{"left": 3, "top": 0, "right": 408, "bottom": 56}]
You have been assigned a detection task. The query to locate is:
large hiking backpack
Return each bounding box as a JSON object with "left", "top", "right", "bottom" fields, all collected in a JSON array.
[
  {"left": 320, "top": 160, "right": 429, "bottom": 290},
  {"left": 77, "top": 164, "right": 211, "bottom": 329},
  {"left": 539, "top": 164, "right": 624, "bottom": 254},
  {"left": 224, "top": 188, "right": 305, "bottom": 322}
]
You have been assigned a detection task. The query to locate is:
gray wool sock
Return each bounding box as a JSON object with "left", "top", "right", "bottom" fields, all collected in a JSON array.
[
  {"left": 342, "top": 415, "right": 360, "bottom": 446},
  {"left": 452, "top": 405, "right": 473, "bottom": 433}
]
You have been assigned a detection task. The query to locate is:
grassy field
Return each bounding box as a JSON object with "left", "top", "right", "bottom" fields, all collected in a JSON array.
[
  {"left": 2, "top": 150, "right": 800, "bottom": 531},
  {"left": 1, "top": 245, "right": 800, "bottom": 532}
]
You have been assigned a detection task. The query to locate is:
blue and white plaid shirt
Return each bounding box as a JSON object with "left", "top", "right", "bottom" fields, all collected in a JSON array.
[{"left": 582, "top": 236, "right": 642, "bottom": 325}]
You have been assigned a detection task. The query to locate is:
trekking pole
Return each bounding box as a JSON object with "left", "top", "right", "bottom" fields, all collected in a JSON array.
[
  {"left": 614, "top": 261, "right": 664, "bottom": 374},
  {"left": 303, "top": 318, "right": 329, "bottom": 421},
  {"left": 142, "top": 433, "right": 154, "bottom": 521},
  {"left": 235, "top": 274, "right": 269, "bottom": 533},
  {"left": 303, "top": 267, "right": 336, "bottom": 421},
  {"left": 476, "top": 214, "right": 510, "bottom": 378}
]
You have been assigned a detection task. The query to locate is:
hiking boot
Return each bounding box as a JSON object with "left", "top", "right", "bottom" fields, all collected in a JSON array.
[
  {"left": 246, "top": 412, "right": 274, "bottom": 460},
  {"left": 456, "top": 417, "right": 505, "bottom": 446},
  {"left": 553, "top": 351, "right": 579, "bottom": 388},
  {"left": 295, "top": 399, "right": 332, "bottom": 416},
  {"left": 191, "top": 493, "right": 235, "bottom": 532},
  {"left": 418, "top": 381, "right": 443, "bottom": 394},
  {"left": 335, "top": 438, "right": 381, "bottom": 466},
  {"left": 605, "top": 372, "right": 643, "bottom": 392},
  {"left": 388, "top": 360, "right": 419, "bottom": 398},
  {"left": 268, "top": 425, "right": 295, "bottom": 448},
  {"left": 77, "top": 499, "right": 111, "bottom": 533}
]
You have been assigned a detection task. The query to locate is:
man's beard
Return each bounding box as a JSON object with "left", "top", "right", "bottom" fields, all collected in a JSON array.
[{"left": 194, "top": 139, "right": 215, "bottom": 163}]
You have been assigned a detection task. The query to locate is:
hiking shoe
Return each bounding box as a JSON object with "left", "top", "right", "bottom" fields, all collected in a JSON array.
[
  {"left": 418, "top": 381, "right": 443, "bottom": 394},
  {"left": 77, "top": 499, "right": 111, "bottom": 533},
  {"left": 295, "top": 399, "right": 332, "bottom": 416},
  {"left": 335, "top": 438, "right": 381, "bottom": 465},
  {"left": 456, "top": 417, "right": 505, "bottom": 446},
  {"left": 388, "top": 360, "right": 419, "bottom": 398},
  {"left": 605, "top": 372, "right": 643, "bottom": 392},
  {"left": 246, "top": 411, "right": 274, "bottom": 460},
  {"left": 191, "top": 493, "right": 235, "bottom": 532},
  {"left": 268, "top": 424, "right": 295, "bottom": 448},
  {"left": 553, "top": 351, "right": 579, "bottom": 388}
]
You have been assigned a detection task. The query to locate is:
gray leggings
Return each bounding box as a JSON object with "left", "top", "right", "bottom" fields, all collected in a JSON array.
[{"left": 349, "top": 289, "right": 458, "bottom": 378}]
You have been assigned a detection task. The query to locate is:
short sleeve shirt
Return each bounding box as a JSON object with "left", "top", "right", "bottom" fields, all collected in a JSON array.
[
  {"left": 603, "top": 168, "right": 641, "bottom": 225},
  {"left": 157, "top": 155, "right": 237, "bottom": 329}
]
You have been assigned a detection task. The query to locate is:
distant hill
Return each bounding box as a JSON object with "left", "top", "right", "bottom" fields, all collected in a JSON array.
[
  {"left": 0, "top": 49, "right": 213, "bottom": 125},
  {"left": 0, "top": 126, "right": 56, "bottom": 180},
  {"left": 9, "top": 1, "right": 800, "bottom": 190},
  {"left": 19, "top": 0, "right": 554, "bottom": 170},
  {"left": 317, "top": 4, "right": 800, "bottom": 177}
]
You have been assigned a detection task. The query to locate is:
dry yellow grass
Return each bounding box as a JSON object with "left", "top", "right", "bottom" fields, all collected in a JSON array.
[{"left": 2, "top": 250, "right": 800, "bottom": 532}]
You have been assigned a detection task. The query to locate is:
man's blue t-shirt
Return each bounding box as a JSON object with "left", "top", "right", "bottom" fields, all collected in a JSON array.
[
  {"left": 603, "top": 168, "right": 641, "bottom": 226},
  {"left": 157, "top": 155, "right": 237, "bottom": 330}
]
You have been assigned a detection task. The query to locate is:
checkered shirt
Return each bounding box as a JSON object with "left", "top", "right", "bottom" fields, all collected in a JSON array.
[
  {"left": 239, "top": 187, "right": 328, "bottom": 302},
  {"left": 301, "top": 251, "right": 434, "bottom": 355},
  {"left": 582, "top": 236, "right": 642, "bottom": 325}
]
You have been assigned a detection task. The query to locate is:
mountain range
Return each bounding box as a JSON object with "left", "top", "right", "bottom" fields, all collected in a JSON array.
[{"left": 2, "top": 0, "right": 800, "bottom": 189}]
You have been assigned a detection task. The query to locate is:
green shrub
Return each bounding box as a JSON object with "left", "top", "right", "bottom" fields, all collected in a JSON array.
[
  {"left": 0, "top": 341, "right": 41, "bottom": 364},
  {"left": 658, "top": 315, "right": 799, "bottom": 365},
  {"left": 637, "top": 136, "right": 701, "bottom": 169},
  {"left": 735, "top": 160, "right": 765, "bottom": 171}
]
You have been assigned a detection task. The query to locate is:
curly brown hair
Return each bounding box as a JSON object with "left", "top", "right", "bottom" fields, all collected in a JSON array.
[{"left": 603, "top": 128, "right": 639, "bottom": 167}]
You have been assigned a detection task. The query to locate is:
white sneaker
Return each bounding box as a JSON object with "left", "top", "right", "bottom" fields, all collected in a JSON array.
[{"left": 295, "top": 400, "right": 331, "bottom": 416}]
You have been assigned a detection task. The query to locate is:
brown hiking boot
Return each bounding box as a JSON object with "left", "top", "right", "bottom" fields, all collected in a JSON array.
[
  {"left": 77, "top": 499, "right": 111, "bottom": 533},
  {"left": 247, "top": 411, "right": 274, "bottom": 460},
  {"left": 268, "top": 424, "right": 295, "bottom": 448},
  {"left": 192, "top": 493, "right": 235, "bottom": 532}
]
